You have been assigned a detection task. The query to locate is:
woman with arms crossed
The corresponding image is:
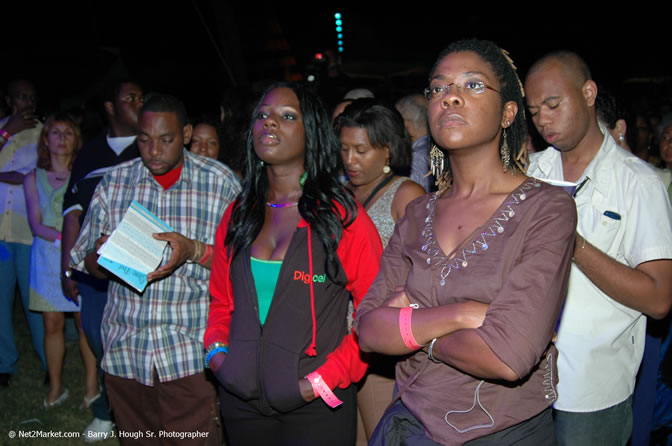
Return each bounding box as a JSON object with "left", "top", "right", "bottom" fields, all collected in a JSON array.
[{"left": 355, "top": 39, "right": 577, "bottom": 445}]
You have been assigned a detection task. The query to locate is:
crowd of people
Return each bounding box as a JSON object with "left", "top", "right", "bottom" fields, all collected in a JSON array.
[{"left": 1, "top": 37, "right": 672, "bottom": 446}]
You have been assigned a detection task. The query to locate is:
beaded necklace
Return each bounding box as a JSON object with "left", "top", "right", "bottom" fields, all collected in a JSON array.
[{"left": 421, "top": 178, "right": 540, "bottom": 286}]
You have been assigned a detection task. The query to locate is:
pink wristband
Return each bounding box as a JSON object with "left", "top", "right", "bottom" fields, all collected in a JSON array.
[
  {"left": 399, "top": 306, "right": 423, "bottom": 350},
  {"left": 0, "top": 128, "right": 11, "bottom": 141},
  {"left": 305, "top": 371, "right": 342, "bottom": 408}
]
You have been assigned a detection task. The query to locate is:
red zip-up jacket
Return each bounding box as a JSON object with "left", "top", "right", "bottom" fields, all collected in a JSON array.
[{"left": 205, "top": 200, "right": 382, "bottom": 413}]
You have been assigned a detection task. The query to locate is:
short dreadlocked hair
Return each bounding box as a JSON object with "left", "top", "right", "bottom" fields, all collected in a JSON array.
[{"left": 429, "top": 39, "right": 528, "bottom": 189}]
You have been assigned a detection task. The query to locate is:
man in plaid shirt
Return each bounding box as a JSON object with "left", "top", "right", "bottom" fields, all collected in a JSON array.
[{"left": 70, "top": 93, "right": 240, "bottom": 444}]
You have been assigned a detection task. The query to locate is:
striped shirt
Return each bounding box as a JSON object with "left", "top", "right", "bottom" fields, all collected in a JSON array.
[
  {"left": 0, "top": 118, "right": 41, "bottom": 245},
  {"left": 70, "top": 150, "right": 240, "bottom": 385}
]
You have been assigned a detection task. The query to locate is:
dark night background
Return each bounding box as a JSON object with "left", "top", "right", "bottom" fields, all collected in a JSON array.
[{"left": 4, "top": 3, "right": 671, "bottom": 124}]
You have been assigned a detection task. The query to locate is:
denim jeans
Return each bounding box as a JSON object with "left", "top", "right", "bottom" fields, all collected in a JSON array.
[
  {"left": 554, "top": 395, "right": 633, "bottom": 446},
  {"left": 79, "top": 279, "right": 113, "bottom": 421},
  {"left": 0, "top": 240, "right": 46, "bottom": 373},
  {"left": 631, "top": 331, "right": 662, "bottom": 446}
]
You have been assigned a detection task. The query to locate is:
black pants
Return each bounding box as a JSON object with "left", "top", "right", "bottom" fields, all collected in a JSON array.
[
  {"left": 369, "top": 398, "right": 556, "bottom": 446},
  {"left": 219, "top": 385, "right": 357, "bottom": 446}
]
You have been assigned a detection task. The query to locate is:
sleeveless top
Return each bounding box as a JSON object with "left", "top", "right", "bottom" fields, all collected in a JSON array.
[
  {"left": 28, "top": 168, "right": 75, "bottom": 313},
  {"left": 250, "top": 256, "right": 282, "bottom": 325},
  {"left": 366, "top": 176, "right": 408, "bottom": 247},
  {"left": 36, "top": 168, "right": 68, "bottom": 231}
]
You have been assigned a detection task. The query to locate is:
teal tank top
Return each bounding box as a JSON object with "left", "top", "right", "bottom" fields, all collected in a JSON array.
[{"left": 250, "top": 257, "right": 282, "bottom": 325}]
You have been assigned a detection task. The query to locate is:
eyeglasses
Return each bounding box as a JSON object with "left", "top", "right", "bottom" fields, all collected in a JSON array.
[{"left": 423, "top": 81, "right": 500, "bottom": 100}]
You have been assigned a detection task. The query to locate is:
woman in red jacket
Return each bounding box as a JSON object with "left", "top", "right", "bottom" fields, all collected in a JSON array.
[{"left": 204, "top": 82, "right": 383, "bottom": 446}]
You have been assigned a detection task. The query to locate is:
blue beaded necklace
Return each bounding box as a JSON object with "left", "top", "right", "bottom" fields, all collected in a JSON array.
[{"left": 265, "top": 171, "right": 307, "bottom": 208}]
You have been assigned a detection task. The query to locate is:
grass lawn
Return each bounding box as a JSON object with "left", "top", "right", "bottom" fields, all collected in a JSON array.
[{"left": 0, "top": 294, "right": 119, "bottom": 445}]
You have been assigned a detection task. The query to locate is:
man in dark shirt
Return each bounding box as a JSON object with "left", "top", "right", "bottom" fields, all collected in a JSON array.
[{"left": 60, "top": 79, "right": 143, "bottom": 442}]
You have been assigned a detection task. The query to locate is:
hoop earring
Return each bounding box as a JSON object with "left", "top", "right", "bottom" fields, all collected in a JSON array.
[
  {"left": 500, "top": 129, "right": 511, "bottom": 171},
  {"left": 430, "top": 144, "right": 444, "bottom": 178}
]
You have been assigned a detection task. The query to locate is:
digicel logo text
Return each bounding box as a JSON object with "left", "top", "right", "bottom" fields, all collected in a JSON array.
[{"left": 294, "top": 270, "right": 326, "bottom": 284}]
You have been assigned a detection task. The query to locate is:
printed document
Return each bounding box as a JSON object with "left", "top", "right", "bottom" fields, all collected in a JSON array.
[{"left": 97, "top": 200, "right": 173, "bottom": 292}]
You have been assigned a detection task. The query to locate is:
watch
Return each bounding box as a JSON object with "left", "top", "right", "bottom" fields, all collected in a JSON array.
[{"left": 62, "top": 270, "right": 73, "bottom": 279}]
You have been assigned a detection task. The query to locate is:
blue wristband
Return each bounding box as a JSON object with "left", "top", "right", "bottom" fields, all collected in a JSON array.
[{"left": 204, "top": 346, "right": 228, "bottom": 368}]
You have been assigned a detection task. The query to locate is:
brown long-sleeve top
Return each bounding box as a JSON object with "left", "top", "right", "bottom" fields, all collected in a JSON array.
[{"left": 355, "top": 178, "right": 577, "bottom": 445}]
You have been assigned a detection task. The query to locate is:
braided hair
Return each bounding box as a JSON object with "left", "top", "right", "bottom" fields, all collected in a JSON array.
[{"left": 429, "top": 39, "right": 528, "bottom": 191}]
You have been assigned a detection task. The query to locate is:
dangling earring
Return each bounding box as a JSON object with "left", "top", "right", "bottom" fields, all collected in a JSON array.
[
  {"left": 430, "top": 144, "right": 444, "bottom": 178},
  {"left": 260, "top": 160, "right": 264, "bottom": 167},
  {"left": 500, "top": 128, "right": 511, "bottom": 171},
  {"left": 383, "top": 164, "right": 391, "bottom": 174}
]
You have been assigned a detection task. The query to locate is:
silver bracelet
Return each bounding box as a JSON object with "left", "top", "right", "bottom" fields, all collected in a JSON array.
[
  {"left": 428, "top": 337, "right": 441, "bottom": 363},
  {"left": 205, "top": 341, "right": 228, "bottom": 355},
  {"left": 186, "top": 239, "right": 202, "bottom": 264}
]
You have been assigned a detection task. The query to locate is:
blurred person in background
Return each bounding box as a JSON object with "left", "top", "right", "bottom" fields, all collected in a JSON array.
[
  {"left": 334, "top": 98, "right": 425, "bottom": 444},
  {"left": 24, "top": 112, "right": 92, "bottom": 409},
  {"left": 396, "top": 94, "right": 433, "bottom": 192},
  {"left": 60, "top": 79, "right": 144, "bottom": 441},
  {"left": 0, "top": 79, "right": 46, "bottom": 387}
]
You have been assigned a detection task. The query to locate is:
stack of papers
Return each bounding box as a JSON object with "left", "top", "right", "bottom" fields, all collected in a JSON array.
[{"left": 97, "top": 200, "right": 173, "bottom": 292}]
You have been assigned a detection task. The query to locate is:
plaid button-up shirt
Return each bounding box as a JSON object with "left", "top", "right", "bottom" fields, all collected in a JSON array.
[{"left": 71, "top": 150, "right": 240, "bottom": 385}]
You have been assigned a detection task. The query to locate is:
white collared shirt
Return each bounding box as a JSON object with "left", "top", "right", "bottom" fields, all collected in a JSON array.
[{"left": 528, "top": 130, "right": 672, "bottom": 412}]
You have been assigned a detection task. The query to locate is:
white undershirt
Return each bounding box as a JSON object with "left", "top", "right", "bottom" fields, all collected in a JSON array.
[{"left": 106, "top": 134, "right": 136, "bottom": 156}]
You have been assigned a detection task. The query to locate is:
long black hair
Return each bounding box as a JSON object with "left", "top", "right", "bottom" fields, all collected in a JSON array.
[
  {"left": 429, "top": 39, "right": 528, "bottom": 188},
  {"left": 225, "top": 81, "right": 357, "bottom": 278}
]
